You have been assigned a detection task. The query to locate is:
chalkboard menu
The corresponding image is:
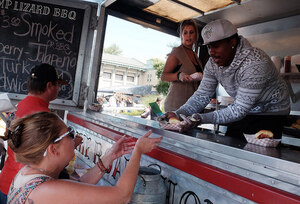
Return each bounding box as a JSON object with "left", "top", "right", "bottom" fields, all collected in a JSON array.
[{"left": 0, "top": 0, "right": 89, "bottom": 102}]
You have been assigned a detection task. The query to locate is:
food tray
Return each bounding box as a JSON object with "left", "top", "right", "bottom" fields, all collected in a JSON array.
[
  {"left": 159, "top": 122, "right": 181, "bottom": 131},
  {"left": 243, "top": 134, "right": 281, "bottom": 148}
]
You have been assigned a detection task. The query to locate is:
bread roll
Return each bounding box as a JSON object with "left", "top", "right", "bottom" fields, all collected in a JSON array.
[
  {"left": 255, "top": 130, "right": 273, "bottom": 139},
  {"left": 169, "top": 117, "right": 180, "bottom": 124}
]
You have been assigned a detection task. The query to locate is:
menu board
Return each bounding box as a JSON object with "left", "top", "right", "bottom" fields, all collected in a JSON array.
[{"left": 0, "top": 0, "right": 89, "bottom": 102}]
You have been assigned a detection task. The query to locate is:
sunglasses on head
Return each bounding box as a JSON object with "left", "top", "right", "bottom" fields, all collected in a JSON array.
[
  {"left": 43, "top": 126, "right": 75, "bottom": 157},
  {"left": 54, "top": 126, "right": 75, "bottom": 143}
]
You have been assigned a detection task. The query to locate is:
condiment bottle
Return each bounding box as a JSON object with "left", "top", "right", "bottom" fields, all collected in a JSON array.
[{"left": 284, "top": 56, "right": 291, "bottom": 73}]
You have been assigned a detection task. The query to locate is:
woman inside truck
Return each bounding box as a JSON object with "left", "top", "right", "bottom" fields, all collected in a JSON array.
[
  {"left": 5, "top": 111, "right": 162, "bottom": 204},
  {"left": 161, "top": 19, "right": 204, "bottom": 112},
  {"left": 163, "top": 19, "right": 290, "bottom": 140}
]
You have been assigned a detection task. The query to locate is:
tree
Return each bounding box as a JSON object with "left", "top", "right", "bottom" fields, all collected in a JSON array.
[
  {"left": 104, "top": 44, "right": 122, "bottom": 55},
  {"left": 151, "top": 58, "right": 165, "bottom": 79},
  {"left": 150, "top": 58, "right": 170, "bottom": 95},
  {"left": 155, "top": 80, "right": 170, "bottom": 95}
]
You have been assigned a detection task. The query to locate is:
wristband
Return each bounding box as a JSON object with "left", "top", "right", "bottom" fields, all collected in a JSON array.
[
  {"left": 177, "top": 72, "right": 181, "bottom": 81},
  {"left": 97, "top": 159, "right": 110, "bottom": 173}
]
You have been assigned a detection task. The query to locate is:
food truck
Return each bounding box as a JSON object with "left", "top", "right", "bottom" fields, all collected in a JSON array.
[{"left": 1, "top": 0, "right": 300, "bottom": 203}]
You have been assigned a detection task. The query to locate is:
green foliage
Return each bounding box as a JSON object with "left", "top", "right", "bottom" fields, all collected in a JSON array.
[
  {"left": 150, "top": 58, "right": 170, "bottom": 95},
  {"left": 121, "top": 110, "right": 144, "bottom": 116},
  {"left": 154, "top": 81, "right": 169, "bottom": 96},
  {"left": 150, "top": 58, "right": 165, "bottom": 79},
  {"left": 104, "top": 44, "right": 122, "bottom": 55}
]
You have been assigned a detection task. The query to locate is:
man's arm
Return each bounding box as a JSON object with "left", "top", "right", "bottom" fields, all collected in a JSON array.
[{"left": 175, "top": 62, "right": 218, "bottom": 117}]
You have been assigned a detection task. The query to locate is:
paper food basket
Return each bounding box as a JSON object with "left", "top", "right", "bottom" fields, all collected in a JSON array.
[{"left": 243, "top": 133, "right": 281, "bottom": 148}]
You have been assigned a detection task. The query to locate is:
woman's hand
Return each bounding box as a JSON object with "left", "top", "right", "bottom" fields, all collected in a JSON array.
[
  {"left": 135, "top": 130, "right": 162, "bottom": 154},
  {"left": 106, "top": 136, "right": 136, "bottom": 161},
  {"left": 179, "top": 72, "right": 193, "bottom": 82},
  {"left": 190, "top": 72, "right": 203, "bottom": 81},
  {"left": 79, "top": 136, "right": 136, "bottom": 184}
]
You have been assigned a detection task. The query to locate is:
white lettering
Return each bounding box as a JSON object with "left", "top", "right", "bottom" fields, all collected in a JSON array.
[
  {"left": 53, "top": 7, "right": 60, "bottom": 17},
  {"left": 53, "top": 7, "right": 76, "bottom": 20},
  {"left": 28, "top": 43, "right": 77, "bottom": 70},
  {"left": 43, "top": 6, "right": 50, "bottom": 15},
  {"left": 12, "top": 2, "right": 50, "bottom": 16},
  {"left": 28, "top": 4, "right": 35, "bottom": 14},
  {"left": 61, "top": 9, "right": 68, "bottom": 18},
  {"left": 23, "top": 2, "right": 30, "bottom": 12},
  {"left": 0, "top": 43, "right": 24, "bottom": 60},
  {"left": 68, "top": 11, "right": 76, "bottom": 20},
  {"left": 0, "top": 0, "right": 12, "bottom": 9},
  {"left": 35, "top": 5, "right": 42, "bottom": 14},
  {"left": 10, "top": 14, "right": 71, "bottom": 44}
]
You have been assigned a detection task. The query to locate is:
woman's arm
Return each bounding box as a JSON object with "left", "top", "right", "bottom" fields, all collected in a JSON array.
[
  {"left": 78, "top": 136, "right": 135, "bottom": 184},
  {"left": 161, "top": 55, "right": 180, "bottom": 82},
  {"left": 161, "top": 55, "right": 193, "bottom": 82},
  {"left": 113, "top": 130, "right": 161, "bottom": 203}
]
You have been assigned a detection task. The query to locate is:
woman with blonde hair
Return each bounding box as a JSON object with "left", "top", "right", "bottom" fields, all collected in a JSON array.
[
  {"left": 162, "top": 19, "right": 204, "bottom": 112},
  {"left": 5, "top": 112, "right": 162, "bottom": 204}
]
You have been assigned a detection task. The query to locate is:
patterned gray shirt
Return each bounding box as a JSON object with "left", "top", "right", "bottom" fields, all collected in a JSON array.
[{"left": 176, "top": 36, "right": 290, "bottom": 124}]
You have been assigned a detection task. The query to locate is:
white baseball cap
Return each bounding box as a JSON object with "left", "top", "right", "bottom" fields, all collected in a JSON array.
[{"left": 201, "top": 19, "right": 237, "bottom": 45}]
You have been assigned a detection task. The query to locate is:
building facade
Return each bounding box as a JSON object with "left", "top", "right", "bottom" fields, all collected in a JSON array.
[{"left": 98, "top": 53, "right": 159, "bottom": 91}]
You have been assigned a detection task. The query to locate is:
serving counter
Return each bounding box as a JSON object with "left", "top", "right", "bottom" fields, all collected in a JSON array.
[{"left": 66, "top": 110, "right": 300, "bottom": 204}]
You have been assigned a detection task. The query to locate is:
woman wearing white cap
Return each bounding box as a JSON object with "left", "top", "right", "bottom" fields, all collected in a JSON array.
[
  {"left": 163, "top": 19, "right": 290, "bottom": 140},
  {"left": 161, "top": 19, "right": 204, "bottom": 112}
]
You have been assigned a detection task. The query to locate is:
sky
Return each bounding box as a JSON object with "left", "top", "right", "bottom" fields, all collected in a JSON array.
[{"left": 103, "top": 15, "right": 180, "bottom": 63}]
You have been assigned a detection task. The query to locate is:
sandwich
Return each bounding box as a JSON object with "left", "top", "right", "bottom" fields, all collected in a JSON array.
[
  {"left": 168, "top": 117, "right": 180, "bottom": 124},
  {"left": 255, "top": 130, "right": 273, "bottom": 139}
]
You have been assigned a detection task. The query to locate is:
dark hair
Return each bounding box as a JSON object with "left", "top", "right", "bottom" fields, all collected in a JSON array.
[
  {"left": 6, "top": 112, "right": 63, "bottom": 164},
  {"left": 27, "top": 76, "right": 56, "bottom": 94},
  {"left": 27, "top": 64, "right": 59, "bottom": 94}
]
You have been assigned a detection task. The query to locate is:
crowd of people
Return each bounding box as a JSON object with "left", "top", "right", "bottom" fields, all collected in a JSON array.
[{"left": 97, "top": 93, "right": 139, "bottom": 113}]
